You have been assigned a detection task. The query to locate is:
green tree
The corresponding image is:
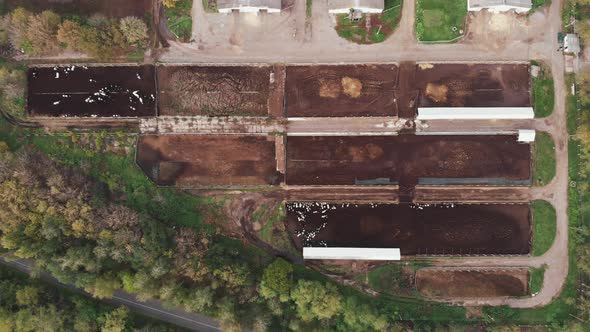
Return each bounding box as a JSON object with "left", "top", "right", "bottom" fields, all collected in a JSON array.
[
  {"left": 340, "top": 296, "right": 389, "bottom": 331},
  {"left": 101, "top": 307, "right": 129, "bottom": 332},
  {"left": 163, "top": 0, "right": 181, "bottom": 8},
  {"left": 15, "top": 286, "right": 40, "bottom": 306},
  {"left": 86, "top": 274, "right": 121, "bottom": 299},
  {"left": 260, "top": 258, "right": 293, "bottom": 301},
  {"left": 290, "top": 280, "right": 343, "bottom": 322}
]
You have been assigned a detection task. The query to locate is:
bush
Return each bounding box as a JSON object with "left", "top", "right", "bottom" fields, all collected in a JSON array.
[{"left": 119, "top": 16, "right": 148, "bottom": 45}]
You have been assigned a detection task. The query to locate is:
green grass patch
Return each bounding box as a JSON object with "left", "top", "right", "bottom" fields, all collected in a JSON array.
[
  {"left": 415, "top": 0, "right": 467, "bottom": 42},
  {"left": 367, "top": 264, "right": 411, "bottom": 294},
  {"left": 531, "top": 62, "right": 555, "bottom": 118},
  {"left": 165, "top": 0, "right": 193, "bottom": 42},
  {"left": 532, "top": 132, "right": 556, "bottom": 186},
  {"left": 126, "top": 47, "right": 145, "bottom": 62},
  {"left": 532, "top": 0, "right": 551, "bottom": 10},
  {"left": 0, "top": 61, "right": 27, "bottom": 119},
  {"left": 531, "top": 200, "right": 556, "bottom": 256},
  {"left": 566, "top": 74, "right": 578, "bottom": 135},
  {"left": 202, "top": 0, "right": 218, "bottom": 13},
  {"left": 306, "top": 0, "right": 312, "bottom": 18},
  {"left": 259, "top": 204, "right": 284, "bottom": 242},
  {"left": 529, "top": 266, "right": 545, "bottom": 295},
  {"left": 335, "top": 0, "right": 402, "bottom": 44}
]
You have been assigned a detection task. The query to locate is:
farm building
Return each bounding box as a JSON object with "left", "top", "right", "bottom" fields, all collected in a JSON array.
[
  {"left": 416, "top": 107, "right": 535, "bottom": 120},
  {"left": 564, "top": 34, "right": 581, "bottom": 55},
  {"left": 217, "top": 0, "right": 282, "bottom": 13},
  {"left": 303, "top": 247, "right": 401, "bottom": 260},
  {"left": 468, "top": 0, "right": 532, "bottom": 13},
  {"left": 327, "top": 0, "right": 385, "bottom": 14}
]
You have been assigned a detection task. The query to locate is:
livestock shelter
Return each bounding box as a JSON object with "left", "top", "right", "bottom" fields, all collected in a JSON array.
[
  {"left": 303, "top": 247, "right": 401, "bottom": 260},
  {"left": 327, "top": 0, "right": 385, "bottom": 14},
  {"left": 217, "top": 0, "right": 282, "bottom": 13},
  {"left": 416, "top": 107, "right": 535, "bottom": 120},
  {"left": 468, "top": 0, "right": 532, "bottom": 13}
]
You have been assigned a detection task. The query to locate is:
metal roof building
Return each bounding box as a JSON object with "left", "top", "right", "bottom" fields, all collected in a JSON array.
[
  {"left": 217, "top": 0, "right": 282, "bottom": 13},
  {"left": 416, "top": 107, "right": 535, "bottom": 120},
  {"left": 517, "top": 129, "right": 536, "bottom": 142},
  {"left": 327, "top": 0, "right": 385, "bottom": 14},
  {"left": 468, "top": 0, "right": 532, "bottom": 13},
  {"left": 564, "top": 34, "right": 581, "bottom": 55},
  {"left": 303, "top": 247, "right": 401, "bottom": 260}
]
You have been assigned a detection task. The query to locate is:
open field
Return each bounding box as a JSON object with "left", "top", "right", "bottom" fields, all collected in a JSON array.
[
  {"left": 531, "top": 62, "right": 554, "bottom": 117},
  {"left": 286, "top": 135, "right": 531, "bottom": 186},
  {"left": 28, "top": 66, "right": 156, "bottom": 117},
  {"left": 285, "top": 65, "right": 398, "bottom": 117},
  {"left": 136, "top": 135, "right": 280, "bottom": 187},
  {"left": 414, "top": 63, "right": 531, "bottom": 108},
  {"left": 532, "top": 132, "right": 556, "bottom": 186},
  {"left": 416, "top": 269, "right": 529, "bottom": 297},
  {"left": 157, "top": 65, "right": 278, "bottom": 116},
  {"left": 286, "top": 202, "right": 532, "bottom": 255},
  {"left": 2, "top": 0, "right": 152, "bottom": 17}
]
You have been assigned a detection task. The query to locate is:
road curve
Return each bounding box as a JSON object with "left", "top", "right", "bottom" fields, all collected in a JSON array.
[{"left": 0, "top": 257, "right": 221, "bottom": 332}]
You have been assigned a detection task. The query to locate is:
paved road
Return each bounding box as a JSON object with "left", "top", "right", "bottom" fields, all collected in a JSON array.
[{"left": 0, "top": 257, "right": 221, "bottom": 332}]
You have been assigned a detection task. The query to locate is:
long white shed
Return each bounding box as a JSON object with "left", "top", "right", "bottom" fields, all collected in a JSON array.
[
  {"left": 416, "top": 107, "right": 534, "bottom": 120},
  {"left": 303, "top": 247, "right": 401, "bottom": 260}
]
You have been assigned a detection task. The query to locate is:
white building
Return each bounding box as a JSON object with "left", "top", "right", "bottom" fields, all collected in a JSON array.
[
  {"left": 217, "top": 0, "right": 282, "bottom": 13},
  {"left": 564, "top": 34, "right": 581, "bottom": 55},
  {"left": 327, "top": 0, "right": 384, "bottom": 14},
  {"left": 416, "top": 107, "right": 535, "bottom": 120},
  {"left": 303, "top": 247, "right": 401, "bottom": 260},
  {"left": 517, "top": 129, "right": 536, "bottom": 143},
  {"left": 468, "top": 0, "right": 532, "bottom": 13}
]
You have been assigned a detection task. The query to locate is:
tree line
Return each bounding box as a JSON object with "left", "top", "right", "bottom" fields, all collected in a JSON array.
[
  {"left": 0, "top": 8, "right": 148, "bottom": 59},
  {"left": 0, "top": 264, "right": 184, "bottom": 332}
]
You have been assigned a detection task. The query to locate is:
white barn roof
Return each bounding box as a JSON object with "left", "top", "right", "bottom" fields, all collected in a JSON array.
[
  {"left": 303, "top": 247, "right": 401, "bottom": 260},
  {"left": 564, "top": 34, "right": 581, "bottom": 54},
  {"left": 217, "top": 0, "right": 282, "bottom": 13},
  {"left": 468, "top": 0, "right": 532, "bottom": 12},
  {"left": 518, "top": 129, "right": 536, "bottom": 142},
  {"left": 328, "top": 0, "right": 384, "bottom": 14},
  {"left": 416, "top": 107, "right": 534, "bottom": 120}
]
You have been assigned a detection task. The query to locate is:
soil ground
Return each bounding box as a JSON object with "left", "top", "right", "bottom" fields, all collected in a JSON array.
[
  {"left": 136, "top": 135, "right": 281, "bottom": 187},
  {"left": 413, "top": 63, "right": 531, "bottom": 108},
  {"left": 416, "top": 268, "right": 529, "bottom": 297},
  {"left": 284, "top": 63, "right": 530, "bottom": 118},
  {"left": 157, "top": 65, "right": 279, "bottom": 116},
  {"left": 285, "top": 135, "right": 531, "bottom": 186},
  {"left": 286, "top": 202, "right": 531, "bottom": 255},
  {"left": 3, "top": 0, "right": 152, "bottom": 17},
  {"left": 285, "top": 64, "right": 398, "bottom": 117},
  {"left": 28, "top": 66, "right": 156, "bottom": 117}
]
